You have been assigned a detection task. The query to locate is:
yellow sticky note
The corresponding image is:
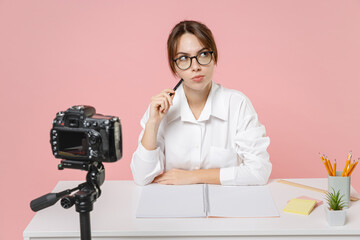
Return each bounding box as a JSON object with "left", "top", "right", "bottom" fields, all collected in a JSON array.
[{"left": 283, "top": 198, "right": 317, "bottom": 215}]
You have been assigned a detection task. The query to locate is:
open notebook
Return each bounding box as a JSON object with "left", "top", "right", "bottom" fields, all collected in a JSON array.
[{"left": 136, "top": 184, "right": 279, "bottom": 218}]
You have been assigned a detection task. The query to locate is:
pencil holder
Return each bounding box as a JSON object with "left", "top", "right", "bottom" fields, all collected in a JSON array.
[{"left": 328, "top": 171, "right": 350, "bottom": 208}]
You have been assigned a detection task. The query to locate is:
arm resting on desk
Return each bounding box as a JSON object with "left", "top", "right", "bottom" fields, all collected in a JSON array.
[{"left": 152, "top": 168, "right": 221, "bottom": 185}]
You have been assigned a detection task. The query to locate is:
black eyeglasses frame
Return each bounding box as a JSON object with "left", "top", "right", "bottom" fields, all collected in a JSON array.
[{"left": 173, "top": 51, "right": 214, "bottom": 70}]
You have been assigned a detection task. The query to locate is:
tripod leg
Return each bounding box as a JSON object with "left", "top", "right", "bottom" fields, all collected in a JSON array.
[{"left": 79, "top": 212, "right": 91, "bottom": 240}]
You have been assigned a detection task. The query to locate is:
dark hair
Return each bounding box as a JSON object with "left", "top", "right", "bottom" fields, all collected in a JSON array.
[{"left": 167, "top": 20, "right": 218, "bottom": 76}]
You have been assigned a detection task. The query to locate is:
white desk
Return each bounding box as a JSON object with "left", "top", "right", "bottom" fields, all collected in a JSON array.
[{"left": 24, "top": 179, "right": 360, "bottom": 240}]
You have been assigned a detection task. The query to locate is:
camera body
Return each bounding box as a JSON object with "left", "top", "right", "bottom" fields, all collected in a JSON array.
[{"left": 50, "top": 105, "right": 122, "bottom": 162}]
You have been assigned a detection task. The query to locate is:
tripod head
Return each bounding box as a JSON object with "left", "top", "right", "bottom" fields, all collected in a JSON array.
[
  {"left": 30, "top": 160, "right": 105, "bottom": 240},
  {"left": 30, "top": 160, "right": 104, "bottom": 212}
]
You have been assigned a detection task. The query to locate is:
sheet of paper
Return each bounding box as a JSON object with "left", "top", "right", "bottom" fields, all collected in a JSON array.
[
  {"left": 136, "top": 184, "right": 206, "bottom": 218},
  {"left": 207, "top": 185, "right": 280, "bottom": 218}
]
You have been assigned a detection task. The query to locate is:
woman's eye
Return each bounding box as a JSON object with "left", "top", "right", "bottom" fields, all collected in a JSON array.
[
  {"left": 200, "top": 52, "right": 209, "bottom": 57},
  {"left": 179, "top": 56, "right": 188, "bottom": 61}
]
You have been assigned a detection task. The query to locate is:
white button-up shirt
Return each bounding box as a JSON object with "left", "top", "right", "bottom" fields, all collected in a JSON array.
[{"left": 131, "top": 81, "right": 271, "bottom": 186}]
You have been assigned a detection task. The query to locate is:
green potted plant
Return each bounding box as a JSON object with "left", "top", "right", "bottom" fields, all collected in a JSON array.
[{"left": 325, "top": 188, "right": 347, "bottom": 226}]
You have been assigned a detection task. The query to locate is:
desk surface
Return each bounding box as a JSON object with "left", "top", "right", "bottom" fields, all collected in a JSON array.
[{"left": 24, "top": 179, "right": 360, "bottom": 240}]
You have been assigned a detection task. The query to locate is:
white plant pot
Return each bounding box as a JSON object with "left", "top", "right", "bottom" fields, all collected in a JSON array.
[{"left": 325, "top": 206, "right": 346, "bottom": 226}]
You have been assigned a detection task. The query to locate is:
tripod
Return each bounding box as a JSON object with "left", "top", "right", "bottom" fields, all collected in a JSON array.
[{"left": 30, "top": 160, "right": 105, "bottom": 240}]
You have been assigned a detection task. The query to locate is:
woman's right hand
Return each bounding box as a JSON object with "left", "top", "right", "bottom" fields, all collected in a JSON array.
[{"left": 148, "top": 89, "right": 175, "bottom": 125}]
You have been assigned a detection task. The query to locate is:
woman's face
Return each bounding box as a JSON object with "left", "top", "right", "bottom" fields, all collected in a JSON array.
[{"left": 174, "top": 33, "right": 215, "bottom": 93}]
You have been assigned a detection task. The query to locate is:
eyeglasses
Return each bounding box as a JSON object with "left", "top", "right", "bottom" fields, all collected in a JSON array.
[{"left": 173, "top": 51, "right": 214, "bottom": 70}]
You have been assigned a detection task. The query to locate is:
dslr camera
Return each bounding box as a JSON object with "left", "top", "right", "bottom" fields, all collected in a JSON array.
[
  {"left": 30, "top": 105, "right": 123, "bottom": 237},
  {"left": 50, "top": 105, "right": 122, "bottom": 164}
]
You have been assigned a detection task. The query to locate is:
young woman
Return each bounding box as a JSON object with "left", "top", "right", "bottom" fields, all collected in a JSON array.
[{"left": 131, "top": 20, "right": 271, "bottom": 186}]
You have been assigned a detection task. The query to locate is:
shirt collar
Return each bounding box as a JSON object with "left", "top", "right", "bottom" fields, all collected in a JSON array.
[{"left": 166, "top": 81, "right": 228, "bottom": 124}]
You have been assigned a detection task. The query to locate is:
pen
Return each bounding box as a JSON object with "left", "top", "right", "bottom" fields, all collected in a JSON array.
[{"left": 169, "top": 79, "right": 183, "bottom": 97}]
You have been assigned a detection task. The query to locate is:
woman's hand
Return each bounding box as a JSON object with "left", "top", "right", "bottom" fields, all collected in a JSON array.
[
  {"left": 141, "top": 89, "right": 175, "bottom": 151},
  {"left": 152, "top": 169, "right": 197, "bottom": 185},
  {"left": 148, "top": 89, "right": 175, "bottom": 125}
]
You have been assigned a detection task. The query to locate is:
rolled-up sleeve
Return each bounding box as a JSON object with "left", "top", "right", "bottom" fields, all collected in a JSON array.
[
  {"left": 130, "top": 107, "right": 165, "bottom": 186},
  {"left": 220, "top": 97, "right": 271, "bottom": 186}
]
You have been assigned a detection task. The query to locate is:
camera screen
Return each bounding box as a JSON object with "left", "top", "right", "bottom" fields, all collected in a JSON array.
[{"left": 58, "top": 130, "right": 87, "bottom": 157}]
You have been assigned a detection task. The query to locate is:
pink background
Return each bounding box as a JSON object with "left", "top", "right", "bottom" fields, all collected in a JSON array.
[{"left": 1, "top": 0, "right": 359, "bottom": 238}]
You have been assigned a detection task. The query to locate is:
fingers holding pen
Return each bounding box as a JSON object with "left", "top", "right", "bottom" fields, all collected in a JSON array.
[
  {"left": 150, "top": 89, "right": 175, "bottom": 120},
  {"left": 158, "top": 89, "right": 175, "bottom": 111},
  {"left": 151, "top": 97, "right": 167, "bottom": 114},
  {"left": 162, "top": 89, "right": 175, "bottom": 105},
  {"left": 159, "top": 96, "right": 169, "bottom": 113}
]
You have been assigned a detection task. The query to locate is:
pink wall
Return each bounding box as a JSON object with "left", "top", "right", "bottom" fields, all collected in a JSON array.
[{"left": 0, "top": 0, "right": 359, "bottom": 238}]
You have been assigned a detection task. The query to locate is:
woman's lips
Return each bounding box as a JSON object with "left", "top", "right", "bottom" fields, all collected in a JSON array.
[{"left": 192, "top": 75, "right": 204, "bottom": 82}]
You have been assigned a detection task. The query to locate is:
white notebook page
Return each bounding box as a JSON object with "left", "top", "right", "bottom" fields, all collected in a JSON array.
[
  {"left": 207, "top": 185, "right": 279, "bottom": 218},
  {"left": 136, "top": 184, "right": 206, "bottom": 218}
]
